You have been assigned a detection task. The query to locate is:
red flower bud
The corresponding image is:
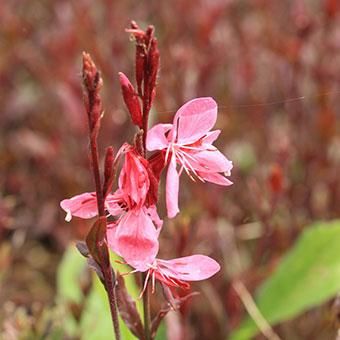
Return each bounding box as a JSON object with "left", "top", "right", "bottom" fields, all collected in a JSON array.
[
  {"left": 118, "top": 72, "right": 143, "bottom": 128},
  {"left": 103, "top": 146, "right": 115, "bottom": 198},
  {"left": 147, "top": 39, "right": 160, "bottom": 106}
]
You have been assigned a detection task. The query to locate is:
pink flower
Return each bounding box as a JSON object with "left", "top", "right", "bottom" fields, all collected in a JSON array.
[
  {"left": 60, "top": 144, "right": 152, "bottom": 221},
  {"left": 61, "top": 188, "right": 162, "bottom": 271},
  {"left": 147, "top": 97, "right": 233, "bottom": 218},
  {"left": 60, "top": 191, "right": 122, "bottom": 222},
  {"left": 106, "top": 190, "right": 162, "bottom": 272},
  {"left": 60, "top": 192, "right": 100, "bottom": 222},
  {"left": 107, "top": 206, "right": 161, "bottom": 271},
  {"left": 133, "top": 255, "right": 220, "bottom": 293},
  {"left": 118, "top": 144, "right": 150, "bottom": 208}
]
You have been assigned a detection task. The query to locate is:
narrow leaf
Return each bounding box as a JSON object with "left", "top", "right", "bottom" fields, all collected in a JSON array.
[
  {"left": 231, "top": 220, "right": 340, "bottom": 340},
  {"left": 116, "top": 274, "right": 145, "bottom": 340},
  {"left": 86, "top": 217, "right": 110, "bottom": 270}
]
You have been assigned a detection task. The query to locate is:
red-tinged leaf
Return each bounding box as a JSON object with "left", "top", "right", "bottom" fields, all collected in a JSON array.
[
  {"left": 76, "top": 241, "right": 90, "bottom": 258},
  {"left": 116, "top": 275, "right": 145, "bottom": 340},
  {"left": 87, "top": 257, "right": 105, "bottom": 285},
  {"left": 86, "top": 217, "right": 110, "bottom": 270}
]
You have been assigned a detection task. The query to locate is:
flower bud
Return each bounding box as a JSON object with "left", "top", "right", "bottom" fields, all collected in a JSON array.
[{"left": 118, "top": 72, "right": 143, "bottom": 128}]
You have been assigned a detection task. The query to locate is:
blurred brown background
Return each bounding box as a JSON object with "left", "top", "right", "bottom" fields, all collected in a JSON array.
[{"left": 1, "top": 0, "right": 340, "bottom": 339}]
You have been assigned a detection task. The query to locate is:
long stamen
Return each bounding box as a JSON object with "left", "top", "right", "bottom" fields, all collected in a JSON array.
[
  {"left": 180, "top": 144, "right": 217, "bottom": 152},
  {"left": 139, "top": 269, "right": 151, "bottom": 299},
  {"left": 157, "top": 267, "right": 181, "bottom": 287},
  {"left": 165, "top": 143, "right": 172, "bottom": 164},
  {"left": 120, "top": 269, "right": 138, "bottom": 277},
  {"left": 176, "top": 149, "right": 206, "bottom": 182},
  {"left": 175, "top": 150, "right": 197, "bottom": 181},
  {"left": 176, "top": 149, "right": 207, "bottom": 182},
  {"left": 151, "top": 270, "right": 156, "bottom": 293}
]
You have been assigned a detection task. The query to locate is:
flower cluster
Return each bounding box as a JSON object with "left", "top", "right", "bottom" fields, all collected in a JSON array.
[
  {"left": 60, "top": 23, "right": 232, "bottom": 297},
  {"left": 61, "top": 96, "right": 232, "bottom": 290}
]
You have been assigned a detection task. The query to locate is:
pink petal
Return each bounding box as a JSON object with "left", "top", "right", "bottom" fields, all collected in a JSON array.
[
  {"left": 145, "top": 205, "right": 163, "bottom": 230},
  {"left": 106, "top": 222, "right": 119, "bottom": 255},
  {"left": 113, "top": 208, "right": 159, "bottom": 271},
  {"left": 146, "top": 123, "right": 173, "bottom": 151},
  {"left": 156, "top": 255, "right": 220, "bottom": 281},
  {"left": 174, "top": 97, "right": 217, "bottom": 144},
  {"left": 118, "top": 148, "right": 150, "bottom": 207},
  {"left": 60, "top": 192, "right": 98, "bottom": 221},
  {"left": 190, "top": 150, "right": 233, "bottom": 173},
  {"left": 202, "top": 130, "right": 221, "bottom": 145},
  {"left": 105, "top": 190, "right": 125, "bottom": 216},
  {"left": 198, "top": 171, "right": 233, "bottom": 186},
  {"left": 166, "top": 154, "right": 180, "bottom": 218}
]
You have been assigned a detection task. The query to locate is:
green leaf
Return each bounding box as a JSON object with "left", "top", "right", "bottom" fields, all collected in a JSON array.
[
  {"left": 80, "top": 252, "right": 142, "bottom": 340},
  {"left": 155, "top": 322, "right": 167, "bottom": 340},
  {"left": 56, "top": 244, "right": 88, "bottom": 336},
  {"left": 57, "top": 244, "right": 144, "bottom": 339},
  {"left": 57, "top": 244, "right": 87, "bottom": 304},
  {"left": 231, "top": 220, "right": 340, "bottom": 340}
]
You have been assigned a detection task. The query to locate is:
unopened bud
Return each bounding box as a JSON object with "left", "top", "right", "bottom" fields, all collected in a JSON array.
[
  {"left": 148, "top": 39, "right": 160, "bottom": 102},
  {"left": 82, "top": 52, "right": 103, "bottom": 92},
  {"left": 119, "top": 72, "right": 143, "bottom": 128},
  {"left": 82, "top": 52, "right": 103, "bottom": 133},
  {"left": 103, "top": 146, "right": 115, "bottom": 197}
]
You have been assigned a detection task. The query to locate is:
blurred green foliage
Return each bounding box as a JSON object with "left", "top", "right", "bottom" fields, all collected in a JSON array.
[
  {"left": 57, "top": 245, "right": 145, "bottom": 339},
  {"left": 231, "top": 220, "right": 340, "bottom": 339}
]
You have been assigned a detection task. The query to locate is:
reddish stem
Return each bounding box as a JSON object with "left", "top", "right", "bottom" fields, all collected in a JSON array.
[{"left": 83, "top": 52, "right": 121, "bottom": 340}]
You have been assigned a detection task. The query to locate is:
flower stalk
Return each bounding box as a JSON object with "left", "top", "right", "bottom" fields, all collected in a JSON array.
[
  {"left": 61, "top": 22, "right": 231, "bottom": 340},
  {"left": 82, "top": 52, "right": 121, "bottom": 340}
]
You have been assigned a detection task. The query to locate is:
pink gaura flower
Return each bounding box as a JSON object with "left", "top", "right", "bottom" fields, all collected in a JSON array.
[
  {"left": 60, "top": 143, "right": 152, "bottom": 221},
  {"left": 60, "top": 192, "right": 104, "bottom": 222},
  {"left": 106, "top": 189, "right": 162, "bottom": 271},
  {"left": 131, "top": 254, "right": 220, "bottom": 294},
  {"left": 118, "top": 144, "right": 150, "bottom": 208},
  {"left": 146, "top": 97, "right": 233, "bottom": 218},
  {"left": 61, "top": 188, "right": 162, "bottom": 271},
  {"left": 60, "top": 142, "right": 162, "bottom": 269}
]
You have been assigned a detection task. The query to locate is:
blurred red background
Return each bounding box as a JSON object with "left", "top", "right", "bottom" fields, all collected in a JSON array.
[{"left": 0, "top": 1, "right": 340, "bottom": 339}]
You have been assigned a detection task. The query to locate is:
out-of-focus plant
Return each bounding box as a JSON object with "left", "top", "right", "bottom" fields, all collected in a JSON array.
[
  {"left": 59, "top": 22, "right": 232, "bottom": 339},
  {"left": 231, "top": 219, "right": 340, "bottom": 339}
]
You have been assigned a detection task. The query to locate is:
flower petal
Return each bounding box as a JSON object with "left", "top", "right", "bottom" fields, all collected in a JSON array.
[
  {"left": 174, "top": 97, "right": 217, "bottom": 144},
  {"left": 146, "top": 123, "right": 173, "bottom": 151},
  {"left": 198, "top": 171, "right": 233, "bottom": 186},
  {"left": 191, "top": 150, "right": 233, "bottom": 173},
  {"left": 105, "top": 190, "right": 125, "bottom": 216},
  {"left": 118, "top": 147, "right": 150, "bottom": 207},
  {"left": 60, "top": 192, "right": 98, "bottom": 221},
  {"left": 145, "top": 205, "right": 163, "bottom": 230},
  {"left": 166, "top": 154, "right": 180, "bottom": 218},
  {"left": 202, "top": 129, "right": 221, "bottom": 145},
  {"left": 113, "top": 209, "right": 159, "bottom": 271},
  {"left": 106, "top": 222, "right": 119, "bottom": 254},
  {"left": 157, "top": 255, "right": 220, "bottom": 281}
]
